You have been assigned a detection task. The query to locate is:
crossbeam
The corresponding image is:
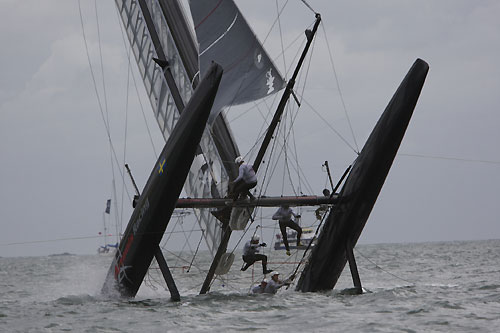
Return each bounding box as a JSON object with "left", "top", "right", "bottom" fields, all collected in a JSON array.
[{"left": 176, "top": 195, "right": 338, "bottom": 209}]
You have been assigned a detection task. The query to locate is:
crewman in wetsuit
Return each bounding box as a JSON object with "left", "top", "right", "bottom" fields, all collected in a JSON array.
[
  {"left": 241, "top": 235, "right": 273, "bottom": 274},
  {"left": 251, "top": 279, "right": 268, "bottom": 294},
  {"left": 264, "top": 271, "right": 288, "bottom": 294},
  {"left": 272, "top": 204, "right": 302, "bottom": 256},
  {"left": 230, "top": 156, "right": 257, "bottom": 201}
]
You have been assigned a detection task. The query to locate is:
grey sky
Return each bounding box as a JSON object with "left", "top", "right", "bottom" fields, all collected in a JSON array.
[{"left": 1, "top": 0, "right": 499, "bottom": 257}]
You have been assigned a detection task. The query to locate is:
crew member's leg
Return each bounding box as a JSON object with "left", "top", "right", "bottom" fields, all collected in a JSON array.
[
  {"left": 245, "top": 181, "right": 257, "bottom": 200},
  {"left": 279, "top": 221, "right": 290, "bottom": 252},
  {"left": 241, "top": 254, "right": 256, "bottom": 271},
  {"left": 231, "top": 180, "right": 245, "bottom": 200},
  {"left": 254, "top": 254, "right": 272, "bottom": 274},
  {"left": 288, "top": 221, "right": 302, "bottom": 246}
]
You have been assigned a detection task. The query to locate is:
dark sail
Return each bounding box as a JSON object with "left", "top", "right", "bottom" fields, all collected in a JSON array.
[
  {"left": 189, "top": 0, "right": 286, "bottom": 124},
  {"left": 102, "top": 63, "right": 223, "bottom": 297},
  {"left": 297, "top": 59, "right": 429, "bottom": 292}
]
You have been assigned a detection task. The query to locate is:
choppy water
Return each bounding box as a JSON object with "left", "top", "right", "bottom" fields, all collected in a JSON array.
[{"left": 1, "top": 239, "right": 500, "bottom": 332}]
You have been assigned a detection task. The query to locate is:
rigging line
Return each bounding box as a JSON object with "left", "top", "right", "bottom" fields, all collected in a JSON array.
[
  {"left": 255, "top": 37, "right": 317, "bottom": 195},
  {"left": 281, "top": 110, "right": 288, "bottom": 196},
  {"left": 162, "top": 214, "right": 183, "bottom": 246},
  {"left": 283, "top": 109, "right": 299, "bottom": 196},
  {"left": 175, "top": 218, "right": 198, "bottom": 262},
  {"left": 228, "top": 31, "right": 303, "bottom": 134},
  {"left": 78, "top": 0, "right": 133, "bottom": 204},
  {"left": 119, "top": 43, "right": 133, "bottom": 233},
  {"left": 301, "top": 96, "right": 359, "bottom": 154},
  {"left": 228, "top": 213, "right": 259, "bottom": 256},
  {"left": 145, "top": 258, "right": 164, "bottom": 291},
  {"left": 285, "top": 28, "right": 317, "bottom": 196},
  {"left": 261, "top": 0, "right": 290, "bottom": 46},
  {"left": 398, "top": 153, "right": 500, "bottom": 165},
  {"left": 258, "top": 110, "right": 286, "bottom": 197},
  {"left": 186, "top": 229, "right": 205, "bottom": 273},
  {"left": 291, "top": 117, "right": 302, "bottom": 194},
  {"left": 263, "top": 103, "right": 316, "bottom": 195},
  {"left": 239, "top": 97, "right": 279, "bottom": 164},
  {"left": 164, "top": 216, "right": 200, "bottom": 270},
  {"left": 354, "top": 248, "right": 415, "bottom": 285},
  {"left": 228, "top": 37, "right": 306, "bottom": 157},
  {"left": 320, "top": 22, "right": 359, "bottom": 152},
  {"left": 271, "top": 29, "right": 307, "bottom": 73},
  {"left": 276, "top": 0, "right": 288, "bottom": 80},
  {"left": 226, "top": 98, "right": 266, "bottom": 124},
  {"left": 299, "top": 0, "right": 317, "bottom": 15},
  {"left": 263, "top": 128, "right": 292, "bottom": 195},
  {"left": 214, "top": 275, "right": 239, "bottom": 292},
  {"left": 1, "top": 235, "right": 104, "bottom": 246},
  {"left": 161, "top": 248, "right": 206, "bottom": 274},
  {"left": 95, "top": 1, "right": 122, "bottom": 235},
  {"left": 94, "top": 0, "right": 110, "bottom": 130},
  {"left": 288, "top": 202, "right": 336, "bottom": 280},
  {"left": 279, "top": 139, "right": 316, "bottom": 195},
  {"left": 282, "top": 108, "right": 299, "bottom": 196},
  {"left": 113, "top": 4, "right": 158, "bottom": 158}
]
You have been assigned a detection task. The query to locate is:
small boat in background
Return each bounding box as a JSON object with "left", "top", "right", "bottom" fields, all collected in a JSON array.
[{"left": 274, "top": 227, "right": 315, "bottom": 250}]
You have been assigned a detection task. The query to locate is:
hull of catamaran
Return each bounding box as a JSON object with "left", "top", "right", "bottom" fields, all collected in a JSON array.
[
  {"left": 297, "top": 59, "right": 429, "bottom": 292},
  {"left": 102, "top": 63, "right": 223, "bottom": 297}
]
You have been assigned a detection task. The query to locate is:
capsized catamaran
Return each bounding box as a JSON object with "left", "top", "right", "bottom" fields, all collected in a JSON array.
[{"left": 104, "top": 0, "right": 428, "bottom": 299}]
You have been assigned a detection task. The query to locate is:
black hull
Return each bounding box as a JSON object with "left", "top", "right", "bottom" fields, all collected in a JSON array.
[
  {"left": 102, "top": 63, "right": 223, "bottom": 297},
  {"left": 297, "top": 59, "right": 429, "bottom": 292}
]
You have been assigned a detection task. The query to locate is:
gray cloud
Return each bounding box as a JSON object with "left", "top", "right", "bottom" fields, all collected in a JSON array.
[{"left": 1, "top": 0, "right": 499, "bottom": 257}]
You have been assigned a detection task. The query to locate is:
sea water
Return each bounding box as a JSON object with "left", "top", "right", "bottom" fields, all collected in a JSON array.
[{"left": 1, "top": 240, "right": 499, "bottom": 332}]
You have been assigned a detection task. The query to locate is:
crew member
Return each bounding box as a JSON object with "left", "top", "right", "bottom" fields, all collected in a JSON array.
[
  {"left": 264, "top": 271, "right": 288, "bottom": 294},
  {"left": 251, "top": 279, "right": 268, "bottom": 294},
  {"left": 230, "top": 156, "right": 257, "bottom": 201},
  {"left": 272, "top": 204, "right": 302, "bottom": 256},
  {"left": 241, "top": 235, "right": 272, "bottom": 274}
]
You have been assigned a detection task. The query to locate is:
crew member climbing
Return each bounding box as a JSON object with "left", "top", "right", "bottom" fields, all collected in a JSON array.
[
  {"left": 272, "top": 204, "right": 302, "bottom": 256},
  {"left": 230, "top": 156, "right": 257, "bottom": 201},
  {"left": 241, "top": 235, "right": 273, "bottom": 274}
]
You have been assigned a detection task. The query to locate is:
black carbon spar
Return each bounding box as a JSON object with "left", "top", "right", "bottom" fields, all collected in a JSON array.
[
  {"left": 296, "top": 59, "right": 429, "bottom": 292},
  {"left": 102, "top": 62, "right": 223, "bottom": 298}
]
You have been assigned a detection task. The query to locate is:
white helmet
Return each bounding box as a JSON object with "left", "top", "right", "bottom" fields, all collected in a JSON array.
[
  {"left": 235, "top": 156, "right": 244, "bottom": 164},
  {"left": 262, "top": 279, "right": 268, "bottom": 284},
  {"left": 251, "top": 235, "right": 260, "bottom": 242},
  {"left": 271, "top": 271, "right": 279, "bottom": 276}
]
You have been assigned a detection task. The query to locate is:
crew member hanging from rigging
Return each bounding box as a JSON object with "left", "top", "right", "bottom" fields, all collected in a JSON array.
[
  {"left": 272, "top": 204, "right": 302, "bottom": 256},
  {"left": 241, "top": 235, "right": 273, "bottom": 274}
]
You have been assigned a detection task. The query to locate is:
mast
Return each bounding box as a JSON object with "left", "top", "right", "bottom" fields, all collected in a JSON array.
[
  {"left": 199, "top": 13, "right": 322, "bottom": 295},
  {"left": 252, "top": 13, "right": 321, "bottom": 172}
]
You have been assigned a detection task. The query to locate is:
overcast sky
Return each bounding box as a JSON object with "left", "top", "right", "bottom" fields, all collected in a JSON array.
[{"left": 1, "top": 0, "right": 499, "bottom": 257}]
